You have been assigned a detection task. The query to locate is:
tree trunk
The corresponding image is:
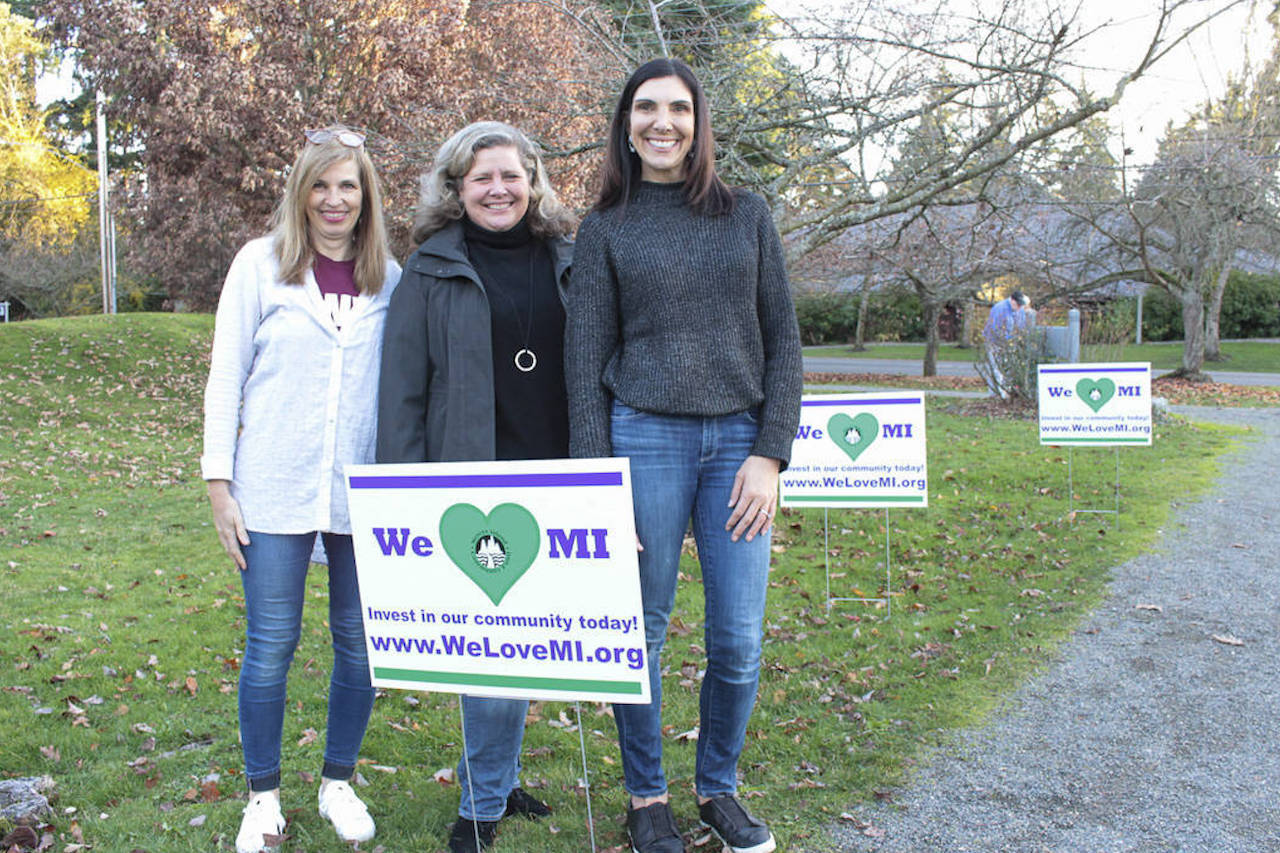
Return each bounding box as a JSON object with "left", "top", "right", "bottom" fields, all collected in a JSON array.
[
  {"left": 852, "top": 284, "right": 870, "bottom": 351},
  {"left": 1175, "top": 290, "right": 1209, "bottom": 379},
  {"left": 922, "top": 300, "right": 941, "bottom": 376},
  {"left": 1203, "top": 264, "right": 1231, "bottom": 361},
  {"left": 956, "top": 299, "right": 975, "bottom": 349}
]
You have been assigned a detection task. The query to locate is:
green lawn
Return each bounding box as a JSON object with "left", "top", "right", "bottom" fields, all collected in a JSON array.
[
  {"left": 807, "top": 340, "right": 1280, "bottom": 372},
  {"left": 0, "top": 314, "right": 1249, "bottom": 852}
]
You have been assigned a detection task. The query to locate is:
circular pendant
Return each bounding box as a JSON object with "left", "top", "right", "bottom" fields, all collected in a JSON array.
[{"left": 514, "top": 348, "right": 537, "bottom": 373}]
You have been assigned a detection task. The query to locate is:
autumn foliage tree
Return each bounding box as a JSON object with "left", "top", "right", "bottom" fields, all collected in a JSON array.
[
  {"left": 42, "top": 0, "right": 612, "bottom": 309},
  {"left": 1, "top": 2, "right": 97, "bottom": 316}
]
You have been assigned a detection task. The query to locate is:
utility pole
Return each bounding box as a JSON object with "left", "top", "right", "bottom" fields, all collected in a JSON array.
[{"left": 96, "top": 90, "right": 116, "bottom": 314}]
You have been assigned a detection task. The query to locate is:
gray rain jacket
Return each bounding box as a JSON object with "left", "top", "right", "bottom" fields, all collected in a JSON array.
[{"left": 375, "top": 220, "right": 573, "bottom": 464}]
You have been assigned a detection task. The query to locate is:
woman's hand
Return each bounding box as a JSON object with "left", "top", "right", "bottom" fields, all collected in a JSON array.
[
  {"left": 207, "top": 480, "right": 250, "bottom": 570},
  {"left": 725, "top": 455, "right": 781, "bottom": 543}
]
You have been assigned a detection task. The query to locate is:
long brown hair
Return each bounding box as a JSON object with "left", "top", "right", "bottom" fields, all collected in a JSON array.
[
  {"left": 270, "top": 126, "right": 390, "bottom": 295},
  {"left": 595, "top": 58, "right": 734, "bottom": 217}
]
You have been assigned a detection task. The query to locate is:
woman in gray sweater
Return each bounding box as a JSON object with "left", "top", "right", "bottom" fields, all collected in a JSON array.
[{"left": 566, "top": 58, "right": 802, "bottom": 853}]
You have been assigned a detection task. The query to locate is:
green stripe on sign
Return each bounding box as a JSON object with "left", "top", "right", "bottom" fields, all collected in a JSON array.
[
  {"left": 374, "top": 668, "right": 645, "bottom": 694},
  {"left": 785, "top": 495, "right": 926, "bottom": 503},
  {"left": 1045, "top": 438, "right": 1149, "bottom": 444}
]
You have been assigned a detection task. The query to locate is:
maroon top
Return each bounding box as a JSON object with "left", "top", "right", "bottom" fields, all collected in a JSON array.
[{"left": 314, "top": 253, "right": 359, "bottom": 329}]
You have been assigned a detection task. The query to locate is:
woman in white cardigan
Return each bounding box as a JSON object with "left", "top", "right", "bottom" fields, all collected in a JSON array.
[{"left": 201, "top": 127, "right": 399, "bottom": 853}]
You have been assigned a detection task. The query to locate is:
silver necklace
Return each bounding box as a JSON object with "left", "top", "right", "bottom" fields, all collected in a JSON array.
[{"left": 487, "top": 249, "right": 538, "bottom": 373}]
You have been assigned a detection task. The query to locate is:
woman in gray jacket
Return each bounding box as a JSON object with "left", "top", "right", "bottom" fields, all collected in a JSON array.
[{"left": 376, "top": 121, "right": 574, "bottom": 853}]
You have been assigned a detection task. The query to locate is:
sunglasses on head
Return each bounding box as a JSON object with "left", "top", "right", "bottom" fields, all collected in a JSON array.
[{"left": 304, "top": 128, "right": 365, "bottom": 148}]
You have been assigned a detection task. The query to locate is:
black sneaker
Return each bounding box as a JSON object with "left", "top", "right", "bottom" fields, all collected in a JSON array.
[
  {"left": 698, "top": 796, "right": 775, "bottom": 853},
  {"left": 504, "top": 786, "right": 552, "bottom": 819},
  {"left": 626, "top": 801, "right": 685, "bottom": 853},
  {"left": 447, "top": 817, "right": 498, "bottom": 853}
]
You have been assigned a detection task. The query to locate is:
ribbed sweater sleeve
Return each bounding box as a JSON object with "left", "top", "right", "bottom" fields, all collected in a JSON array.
[
  {"left": 565, "top": 184, "right": 802, "bottom": 467},
  {"left": 565, "top": 213, "right": 619, "bottom": 459},
  {"left": 750, "top": 196, "right": 805, "bottom": 464}
]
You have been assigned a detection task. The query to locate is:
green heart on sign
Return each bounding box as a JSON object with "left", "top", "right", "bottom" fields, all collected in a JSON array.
[
  {"left": 828, "top": 412, "right": 879, "bottom": 462},
  {"left": 1076, "top": 378, "right": 1116, "bottom": 413},
  {"left": 439, "top": 502, "right": 540, "bottom": 606}
]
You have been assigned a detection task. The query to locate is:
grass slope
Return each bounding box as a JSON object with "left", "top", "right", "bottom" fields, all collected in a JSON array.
[{"left": 0, "top": 315, "right": 1241, "bottom": 852}]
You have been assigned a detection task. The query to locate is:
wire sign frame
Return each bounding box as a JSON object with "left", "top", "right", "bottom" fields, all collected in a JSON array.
[{"left": 780, "top": 393, "right": 929, "bottom": 616}]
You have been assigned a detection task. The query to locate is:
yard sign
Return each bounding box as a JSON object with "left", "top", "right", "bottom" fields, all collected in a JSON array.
[
  {"left": 780, "top": 393, "right": 929, "bottom": 508},
  {"left": 1037, "top": 362, "right": 1152, "bottom": 446},
  {"left": 345, "top": 458, "right": 649, "bottom": 704}
]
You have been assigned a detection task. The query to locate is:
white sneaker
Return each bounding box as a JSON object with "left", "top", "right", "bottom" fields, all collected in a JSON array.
[
  {"left": 235, "top": 792, "right": 286, "bottom": 853},
  {"left": 318, "top": 780, "right": 375, "bottom": 843}
]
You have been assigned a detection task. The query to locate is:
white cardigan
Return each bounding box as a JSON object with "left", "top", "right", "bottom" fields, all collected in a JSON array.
[{"left": 201, "top": 237, "right": 401, "bottom": 534}]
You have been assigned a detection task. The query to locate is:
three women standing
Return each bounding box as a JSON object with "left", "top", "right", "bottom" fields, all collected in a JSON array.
[
  {"left": 202, "top": 127, "right": 398, "bottom": 853},
  {"left": 567, "top": 59, "right": 803, "bottom": 853},
  {"left": 376, "top": 122, "right": 575, "bottom": 853}
]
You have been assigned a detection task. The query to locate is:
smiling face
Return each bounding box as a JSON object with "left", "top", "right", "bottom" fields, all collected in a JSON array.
[
  {"left": 460, "top": 145, "right": 530, "bottom": 233},
  {"left": 306, "top": 157, "right": 362, "bottom": 258},
  {"left": 628, "top": 75, "right": 695, "bottom": 183}
]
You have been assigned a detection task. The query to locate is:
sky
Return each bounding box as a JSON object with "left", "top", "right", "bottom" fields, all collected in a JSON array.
[
  {"left": 1072, "top": 0, "right": 1272, "bottom": 163},
  {"left": 765, "top": 0, "right": 1273, "bottom": 166}
]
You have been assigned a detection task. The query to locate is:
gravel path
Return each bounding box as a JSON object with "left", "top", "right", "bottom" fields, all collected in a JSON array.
[{"left": 824, "top": 405, "right": 1280, "bottom": 853}]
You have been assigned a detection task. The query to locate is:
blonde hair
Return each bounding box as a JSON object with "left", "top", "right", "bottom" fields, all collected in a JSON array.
[
  {"left": 271, "top": 126, "right": 390, "bottom": 295},
  {"left": 412, "top": 121, "right": 576, "bottom": 245}
]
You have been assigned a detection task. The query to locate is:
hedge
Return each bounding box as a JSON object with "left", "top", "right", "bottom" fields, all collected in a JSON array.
[
  {"left": 792, "top": 287, "right": 926, "bottom": 345},
  {"left": 1136, "top": 271, "right": 1280, "bottom": 340}
]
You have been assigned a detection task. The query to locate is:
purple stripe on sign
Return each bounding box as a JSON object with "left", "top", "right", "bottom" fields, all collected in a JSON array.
[
  {"left": 1039, "top": 367, "right": 1149, "bottom": 374},
  {"left": 802, "top": 397, "right": 922, "bottom": 406},
  {"left": 349, "top": 472, "right": 623, "bottom": 489}
]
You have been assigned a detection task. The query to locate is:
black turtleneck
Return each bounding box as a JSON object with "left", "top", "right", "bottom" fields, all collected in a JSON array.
[{"left": 463, "top": 215, "right": 569, "bottom": 461}]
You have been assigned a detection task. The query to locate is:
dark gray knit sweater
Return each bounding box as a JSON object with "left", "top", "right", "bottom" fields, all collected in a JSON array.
[{"left": 565, "top": 181, "right": 803, "bottom": 465}]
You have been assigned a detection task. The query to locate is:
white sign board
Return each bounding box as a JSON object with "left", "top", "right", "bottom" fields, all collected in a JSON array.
[
  {"left": 345, "top": 458, "right": 649, "bottom": 704},
  {"left": 1037, "top": 362, "right": 1152, "bottom": 446},
  {"left": 779, "top": 393, "right": 929, "bottom": 508}
]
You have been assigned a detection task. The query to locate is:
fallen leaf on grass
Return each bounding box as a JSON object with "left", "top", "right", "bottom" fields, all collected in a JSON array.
[
  {"left": 433, "top": 767, "right": 455, "bottom": 785},
  {"left": 296, "top": 728, "right": 317, "bottom": 746},
  {"left": 1212, "top": 634, "right": 1244, "bottom": 646},
  {"left": 1135, "top": 604, "right": 1163, "bottom": 613},
  {"left": 1, "top": 826, "right": 39, "bottom": 849}
]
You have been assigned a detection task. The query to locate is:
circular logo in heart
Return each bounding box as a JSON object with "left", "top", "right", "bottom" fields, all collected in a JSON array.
[
  {"left": 439, "top": 502, "right": 540, "bottom": 606},
  {"left": 1076, "top": 378, "right": 1116, "bottom": 413},
  {"left": 828, "top": 412, "right": 879, "bottom": 462}
]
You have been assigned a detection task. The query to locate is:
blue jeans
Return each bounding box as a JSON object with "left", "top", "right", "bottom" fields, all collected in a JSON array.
[
  {"left": 456, "top": 696, "right": 528, "bottom": 820},
  {"left": 238, "top": 531, "right": 375, "bottom": 791},
  {"left": 609, "top": 401, "right": 773, "bottom": 798}
]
